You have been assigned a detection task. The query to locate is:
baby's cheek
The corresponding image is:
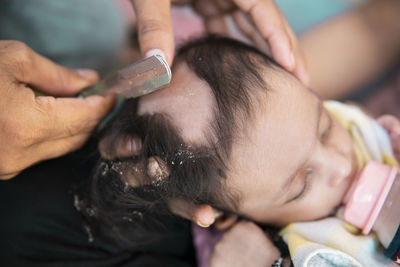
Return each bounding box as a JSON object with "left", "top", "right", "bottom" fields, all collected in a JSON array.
[
  {"left": 335, "top": 126, "right": 352, "bottom": 151},
  {"left": 306, "top": 189, "right": 342, "bottom": 219}
]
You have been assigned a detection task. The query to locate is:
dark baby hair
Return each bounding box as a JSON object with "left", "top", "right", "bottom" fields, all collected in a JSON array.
[{"left": 78, "top": 36, "right": 278, "bottom": 247}]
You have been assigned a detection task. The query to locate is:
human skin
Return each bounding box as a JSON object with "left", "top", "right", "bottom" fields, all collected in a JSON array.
[
  {"left": 103, "top": 0, "right": 400, "bottom": 224},
  {"left": 0, "top": 0, "right": 307, "bottom": 180},
  {"left": 130, "top": 0, "right": 309, "bottom": 85},
  {"left": 0, "top": 41, "right": 115, "bottom": 180},
  {"left": 138, "top": 60, "right": 358, "bottom": 227},
  {"left": 99, "top": 48, "right": 400, "bottom": 266},
  {"left": 133, "top": 59, "right": 358, "bottom": 266},
  {"left": 301, "top": 0, "right": 400, "bottom": 99},
  {"left": 207, "top": 220, "right": 280, "bottom": 267}
]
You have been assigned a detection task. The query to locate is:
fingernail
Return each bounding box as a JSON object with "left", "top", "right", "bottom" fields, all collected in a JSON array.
[
  {"left": 145, "top": 49, "right": 166, "bottom": 61},
  {"left": 77, "top": 69, "right": 98, "bottom": 81},
  {"left": 195, "top": 218, "right": 210, "bottom": 228}
]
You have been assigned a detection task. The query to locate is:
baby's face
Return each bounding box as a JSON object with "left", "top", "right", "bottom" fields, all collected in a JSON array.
[
  {"left": 228, "top": 70, "right": 358, "bottom": 226},
  {"left": 139, "top": 62, "right": 358, "bottom": 227}
]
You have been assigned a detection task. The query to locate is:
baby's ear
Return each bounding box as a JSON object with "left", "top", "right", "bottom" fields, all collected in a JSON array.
[{"left": 168, "top": 200, "right": 221, "bottom": 228}]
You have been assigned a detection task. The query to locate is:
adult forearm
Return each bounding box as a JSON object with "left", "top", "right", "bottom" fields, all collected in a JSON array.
[{"left": 300, "top": 0, "right": 400, "bottom": 99}]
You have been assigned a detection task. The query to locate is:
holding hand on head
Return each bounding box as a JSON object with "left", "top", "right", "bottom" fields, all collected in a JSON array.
[
  {"left": 0, "top": 40, "right": 115, "bottom": 180},
  {"left": 131, "top": 0, "right": 309, "bottom": 85}
]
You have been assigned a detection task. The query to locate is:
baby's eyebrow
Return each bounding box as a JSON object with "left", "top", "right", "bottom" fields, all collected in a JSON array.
[{"left": 280, "top": 101, "right": 323, "bottom": 203}]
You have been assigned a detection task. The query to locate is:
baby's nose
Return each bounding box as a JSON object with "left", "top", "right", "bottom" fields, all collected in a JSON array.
[{"left": 326, "top": 151, "right": 354, "bottom": 187}]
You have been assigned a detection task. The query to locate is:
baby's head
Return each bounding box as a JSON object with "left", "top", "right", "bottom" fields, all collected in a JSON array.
[{"left": 82, "top": 37, "right": 358, "bottom": 244}]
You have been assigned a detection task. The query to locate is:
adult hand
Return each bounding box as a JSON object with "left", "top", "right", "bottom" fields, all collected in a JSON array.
[
  {"left": 208, "top": 220, "right": 280, "bottom": 267},
  {"left": 130, "top": 0, "right": 174, "bottom": 64},
  {"left": 190, "top": 0, "right": 309, "bottom": 86},
  {"left": 130, "top": 0, "right": 309, "bottom": 86},
  {"left": 377, "top": 114, "right": 400, "bottom": 160},
  {"left": 0, "top": 41, "right": 115, "bottom": 180}
]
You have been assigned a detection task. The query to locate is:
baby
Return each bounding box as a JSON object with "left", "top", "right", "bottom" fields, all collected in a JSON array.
[{"left": 78, "top": 36, "right": 400, "bottom": 266}]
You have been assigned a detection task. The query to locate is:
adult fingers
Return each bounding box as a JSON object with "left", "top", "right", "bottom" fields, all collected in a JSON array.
[
  {"left": 232, "top": 11, "right": 270, "bottom": 53},
  {"left": 34, "top": 94, "right": 115, "bottom": 141},
  {"left": 27, "top": 133, "right": 92, "bottom": 173},
  {"left": 234, "top": 0, "right": 309, "bottom": 85},
  {"left": 233, "top": 0, "right": 295, "bottom": 71},
  {"left": 282, "top": 18, "right": 309, "bottom": 86},
  {"left": 0, "top": 170, "right": 20, "bottom": 180},
  {"left": 131, "top": 0, "right": 174, "bottom": 65},
  {"left": 1, "top": 41, "right": 99, "bottom": 96},
  {"left": 227, "top": 10, "right": 309, "bottom": 86},
  {"left": 204, "top": 12, "right": 268, "bottom": 53},
  {"left": 0, "top": 130, "right": 92, "bottom": 181},
  {"left": 0, "top": 41, "right": 113, "bottom": 179},
  {"left": 193, "top": 0, "right": 230, "bottom": 19},
  {"left": 204, "top": 16, "right": 230, "bottom": 36}
]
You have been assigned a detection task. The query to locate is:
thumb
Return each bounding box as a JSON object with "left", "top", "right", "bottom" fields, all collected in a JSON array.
[
  {"left": 12, "top": 44, "right": 99, "bottom": 96},
  {"left": 131, "top": 0, "right": 174, "bottom": 65}
]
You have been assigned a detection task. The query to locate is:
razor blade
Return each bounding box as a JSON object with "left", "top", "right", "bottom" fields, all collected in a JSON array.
[{"left": 80, "top": 55, "right": 171, "bottom": 98}]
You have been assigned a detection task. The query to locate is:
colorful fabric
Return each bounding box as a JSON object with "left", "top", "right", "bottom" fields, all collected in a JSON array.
[{"left": 280, "top": 100, "right": 398, "bottom": 267}]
